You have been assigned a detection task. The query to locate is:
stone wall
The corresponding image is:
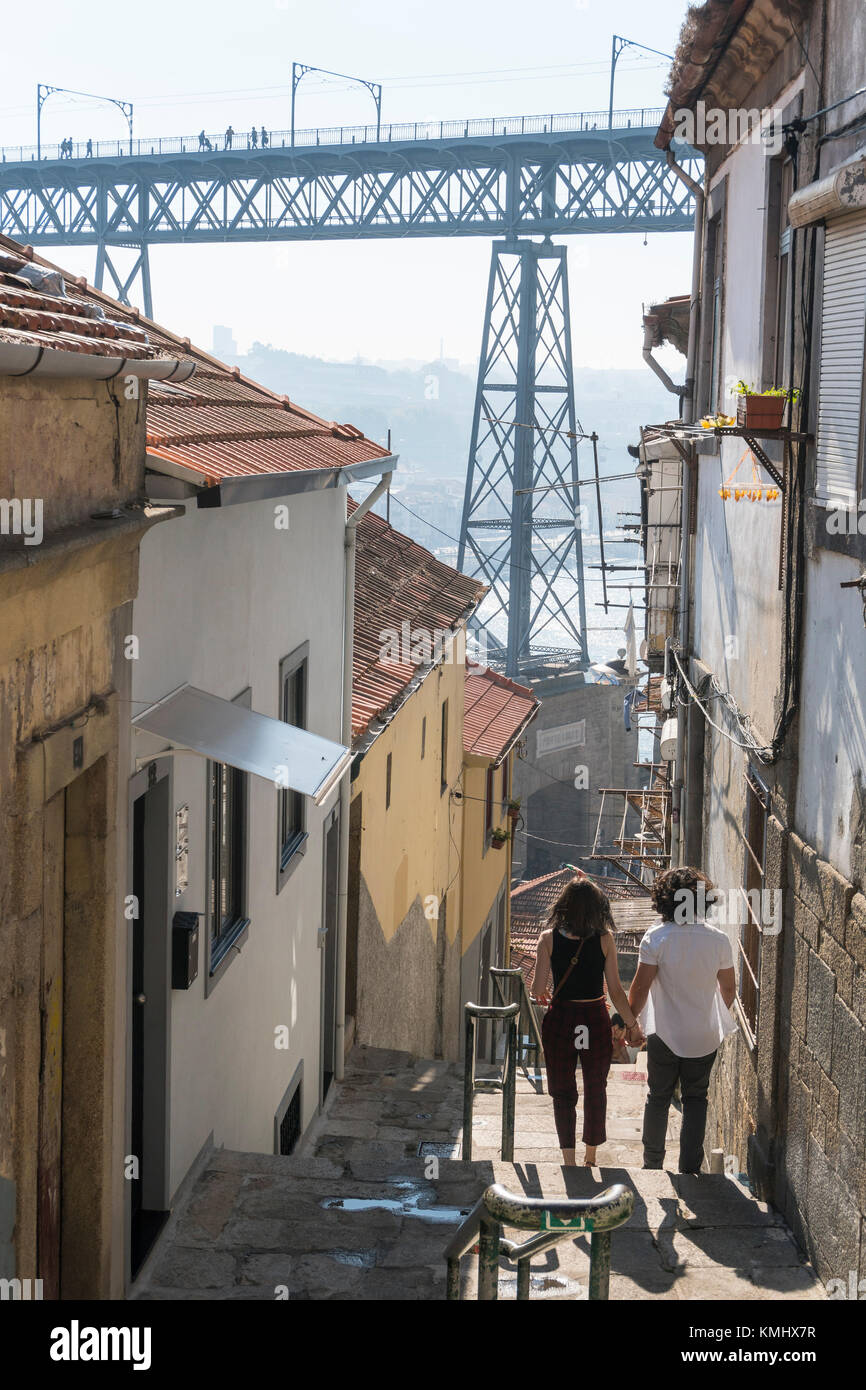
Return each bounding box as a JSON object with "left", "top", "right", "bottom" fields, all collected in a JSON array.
[{"left": 706, "top": 821, "right": 866, "bottom": 1286}]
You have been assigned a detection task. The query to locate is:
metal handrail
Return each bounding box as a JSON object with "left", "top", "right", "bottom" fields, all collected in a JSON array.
[
  {"left": 0, "top": 106, "right": 669, "bottom": 167},
  {"left": 491, "top": 967, "right": 544, "bottom": 1090},
  {"left": 446, "top": 1181, "right": 635, "bottom": 1300},
  {"left": 463, "top": 1002, "right": 519, "bottom": 1163}
]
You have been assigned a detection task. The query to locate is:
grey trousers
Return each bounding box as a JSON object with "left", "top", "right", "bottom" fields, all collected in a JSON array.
[{"left": 642, "top": 1032, "right": 717, "bottom": 1173}]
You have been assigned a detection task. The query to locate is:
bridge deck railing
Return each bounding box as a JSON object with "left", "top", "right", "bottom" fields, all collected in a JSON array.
[{"left": 0, "top": 106, "right": 666, "bottom": 167}]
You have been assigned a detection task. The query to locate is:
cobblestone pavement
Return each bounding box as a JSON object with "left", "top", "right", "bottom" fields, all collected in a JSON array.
[{"left": 132, "top": 1045, "right": 825, "bottom": 1300}]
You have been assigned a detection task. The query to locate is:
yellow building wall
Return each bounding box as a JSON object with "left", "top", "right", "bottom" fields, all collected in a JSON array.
[
  {"left": 349, "top": 629, "right": 467, "bottom": 1058},
  {"left": 460, "top": 751, "right": 513, "bottom": 959}
]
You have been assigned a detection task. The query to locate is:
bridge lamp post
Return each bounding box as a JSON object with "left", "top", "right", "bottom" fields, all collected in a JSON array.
[
  {"left": 291, "top": 63, "right": 382, "bottom": 146},
  {"left": 607, "top": 36, "right": 673, "bottom": 132},
  {"left": 37, "top": 83, "right": 134, "bottom": 160}
]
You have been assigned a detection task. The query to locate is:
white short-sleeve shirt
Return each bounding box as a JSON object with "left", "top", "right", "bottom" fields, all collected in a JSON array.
[{"left": 638, "top": 918, "right": 736, "bottom": 1058}]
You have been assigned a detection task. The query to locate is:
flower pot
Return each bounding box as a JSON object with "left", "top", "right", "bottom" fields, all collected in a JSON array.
[
  {"left": 490, "top": 836, "right": 507, "bottom": 851},
  {"left": 737, "top": 394, "right": 786, "bottom": 431}
]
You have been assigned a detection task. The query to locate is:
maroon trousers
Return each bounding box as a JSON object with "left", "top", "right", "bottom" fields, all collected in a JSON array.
[{"left": 541, "top": 997, "right": 613, "bottom": 1148}]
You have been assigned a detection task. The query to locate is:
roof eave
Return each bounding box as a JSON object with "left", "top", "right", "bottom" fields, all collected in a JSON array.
[{"left": 184, "top": 453, "right": 399, "bottom": 508}]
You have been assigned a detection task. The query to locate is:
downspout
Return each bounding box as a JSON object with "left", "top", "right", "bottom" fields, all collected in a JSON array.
[
  {"left": 642, "top": 318, "right": 687, "bottom": 402},
  {"left": 334, "top": 468, "right": 394, "bottom": 1081},
  {"left": 665, "top": 148, "right": 705, "bottom": 866}
]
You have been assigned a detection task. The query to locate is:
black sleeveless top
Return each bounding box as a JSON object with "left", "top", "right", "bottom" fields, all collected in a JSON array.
[{"left": 550, "top": 929, "right": 606, "bottom": 1000}]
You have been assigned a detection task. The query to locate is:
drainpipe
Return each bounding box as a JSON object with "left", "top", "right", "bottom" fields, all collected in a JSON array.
[
  {"left": 334, "top": 468, "right": 394, "bottom": 1081},
  {"left": 642, "top": 317, "right": 687, "bottom": 402},
  {"left": 665, "top": 148, "right": 705, "bottom": 867}
]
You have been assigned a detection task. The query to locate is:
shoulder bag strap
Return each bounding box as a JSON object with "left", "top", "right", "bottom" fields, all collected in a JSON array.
[{"left": 550, "top": 934, "right": 587, "bottom": 1003}]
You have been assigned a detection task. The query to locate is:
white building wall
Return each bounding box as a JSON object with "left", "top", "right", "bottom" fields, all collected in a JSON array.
[
  {"left": 130, "top": 485, "right": 345, "bottom": 1198},
  {"left": 796, "top": 545, "right": 866, "bottom": 880},
  {"left": 693, "top": 133, "right": 786, "bottom": 747},
  {"left": 692, "top": 65, "right": 865, "bottom": 891}
]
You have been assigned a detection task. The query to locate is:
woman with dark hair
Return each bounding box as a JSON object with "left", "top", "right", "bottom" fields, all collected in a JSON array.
[{"left": 531, "top": 876, "right": 643, "bottom": 1167}]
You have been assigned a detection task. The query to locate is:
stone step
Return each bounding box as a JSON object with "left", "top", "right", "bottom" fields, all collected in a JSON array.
[
  {"left": 133, "top": 1148, "right": 821, "bottom": 1301},
  {"left": 131, "top": 1046, "right": 823, "bottom": 1301}
]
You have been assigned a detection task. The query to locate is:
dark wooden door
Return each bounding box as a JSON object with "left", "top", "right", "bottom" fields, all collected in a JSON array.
[
  {"left": 37, "top": 790, "right": 65, "bottom": 1299},
  {"left": 130, "top": 776, "right": 170, "bottom": 1279},
  {"left": 321, "top": 810, "right": 340, "bottom": 1102}
]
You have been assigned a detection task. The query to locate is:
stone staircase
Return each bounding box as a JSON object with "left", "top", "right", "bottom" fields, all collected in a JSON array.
[{"left": 132, "top": 1045, "right": 825, "bottom": 1301}]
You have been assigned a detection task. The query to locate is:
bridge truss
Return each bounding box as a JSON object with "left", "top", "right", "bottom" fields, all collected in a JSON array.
[{"left": 0, "top": 111, "right": 700, "bottom": 676}]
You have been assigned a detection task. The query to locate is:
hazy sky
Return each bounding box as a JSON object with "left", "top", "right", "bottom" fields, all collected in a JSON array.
[{"left": 2, "top": 0, "right": 694, "bottom": 368}]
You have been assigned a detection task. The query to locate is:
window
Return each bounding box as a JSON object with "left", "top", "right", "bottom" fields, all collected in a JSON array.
[
  {"left": 708, "top": 216, "right": 725, "bottom": 414},
  {"left": 421, "top": 716, "right": 426, "bottom": 759},
  {"left": 485, "top": 765, "right": 494, "bottom": 835},
  {"left": 440, "top": 700, "right": 449, "bottom": 794},
  {"left": 698, "top": 184, "right": 727, "bottom": 419},
  {"left": 277, "top": 645, "right": 309, "bottom": 890},
  {"left": 385, "top": 752, "right": 392, "bottom": 810},
  {"left": 501, "top": 760, "right": 509, "bottom": 809},
  {"left": 762, "top": 156, "right": 794, "bottom": 390},
  {"left": 815, "top": 209, "right": 866, "bottom": 505},
  {"left": 737, "top": 766, "right": 769, "bottom": 1042},
  {"left": 208, "top": 689, "right": 251, "bottom": 982}
]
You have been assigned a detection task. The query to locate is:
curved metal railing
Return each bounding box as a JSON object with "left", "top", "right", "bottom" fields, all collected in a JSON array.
[
  {"left": 445, "top": 1181, "right": 635, "bottom": 1300},
  {"left": 491, "top": 966, "right": 544, "bottom": 1090},
  {"left": 462, "top": 1001, "right": 519, "bottom": 1162}
]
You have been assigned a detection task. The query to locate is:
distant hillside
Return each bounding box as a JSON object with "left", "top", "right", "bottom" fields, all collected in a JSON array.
[{"left": 221, "top": 342, "right": 680, "bottom": 541}]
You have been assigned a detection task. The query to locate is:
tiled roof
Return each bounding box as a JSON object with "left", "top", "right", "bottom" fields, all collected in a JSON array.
[
  {"left": 0, "top": 235, "right": 388, "bottom": 483},
  {"left": 463, "top": 668, "right": 538, "bottom": 763},
  {"left": 0, "top": 241, "right": 164, "bottom": 361},
  {"left": 510, "top": 865, "right": 655, "bottom": 960},
  {"left": 351, "top": 501, "right": 486, "bottom": 742}
]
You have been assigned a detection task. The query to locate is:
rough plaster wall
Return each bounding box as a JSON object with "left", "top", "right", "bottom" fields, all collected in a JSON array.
[
  {"left": 0, "top": 376, "right": 147, "bottom": 528},
  {"left": 354, "top": 876, "right": 440, "bottom": 1059}
]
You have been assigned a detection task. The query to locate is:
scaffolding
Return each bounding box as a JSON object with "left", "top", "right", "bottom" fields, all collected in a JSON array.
[{"left": 590, "top": 760, "right": 672, "bottom": 887}]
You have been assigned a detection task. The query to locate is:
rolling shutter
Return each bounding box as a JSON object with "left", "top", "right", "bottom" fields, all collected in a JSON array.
[{"left": 815, "top": 209, "right": 866, "bottom": 502}]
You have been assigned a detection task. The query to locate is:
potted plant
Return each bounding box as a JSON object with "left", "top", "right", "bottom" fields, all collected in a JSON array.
[
  {"left": 506, "top": 797, "right": 521, "bottom": 824},
  {"left": 734, "top": 381, "right": 799, "bottom": 431},
  {"left": 490, "top": 827, "right": 509, "bottom": 851}
]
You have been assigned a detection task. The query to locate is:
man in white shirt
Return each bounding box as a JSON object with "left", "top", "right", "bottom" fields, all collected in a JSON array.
[{"left": 628, "top": 866, "right": 737, "bottom": 1173}]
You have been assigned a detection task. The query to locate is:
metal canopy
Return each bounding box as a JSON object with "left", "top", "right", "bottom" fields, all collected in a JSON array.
[{"left": 132, "top": 684, "right": 351, "bottom": 806}]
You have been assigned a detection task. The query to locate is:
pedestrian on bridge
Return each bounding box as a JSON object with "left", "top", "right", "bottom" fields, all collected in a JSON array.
[
  {"left": 86, "top": 138, "right": 93, "bottom": 157},
  {"left": 531, "top": 876, "right": 642, "bottom": 1167},
  {"left": 628, "top": 866, "right": 737, "bottom": 1174},
  {"left": 198, "top": 130, "right": 208, "bottom": 151},
  {"left": 250, "top": 127, "right": 258, "bottom": 149},
  {"left": 225, "top": 125, "right": 234, "bottom": 149},
  {"left": 261, "top": 126, "right": 269, "bottom": 148}
]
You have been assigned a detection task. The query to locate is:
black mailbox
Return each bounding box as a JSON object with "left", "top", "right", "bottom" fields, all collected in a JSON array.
[{"left": 172, "top": 912, "right": 200, "bottom": 990}]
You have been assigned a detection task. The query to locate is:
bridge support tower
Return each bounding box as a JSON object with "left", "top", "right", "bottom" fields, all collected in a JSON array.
[{"left": 458, "top": 238, "right": 589, "bottom": 679}]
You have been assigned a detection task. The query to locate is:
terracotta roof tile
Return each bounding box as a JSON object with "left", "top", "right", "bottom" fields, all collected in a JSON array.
[
  {"left": 0, "top": 233, "right": 388, "bottom": 482},
  {"left": 510, "top": 865, "right": 656, "bottom": 962},
  {"left": 0, "top": 237, "right": 169, "bottom": 362},
  {"left": 350, "top": 501, "right": 486, "bottom": 742},
  {"left": 463, "top": 667, "right": 538, "bottom": 763}
]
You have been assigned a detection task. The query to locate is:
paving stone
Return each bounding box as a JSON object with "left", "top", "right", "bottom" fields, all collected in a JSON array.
[
  {"left": 238, "top": 1252, "right": 366, "bottom": 1295},
  {"left": 150, "top": 1247, "right": 237, "bottom": 1289},
  {"left": 655, "top": 1226, "right": 807, "bottom": 1272},
  {"left": 134, "top": 1042, "right": 824, "bottom": 1302},
  {"left": 673, "top": 1265, "right": 824, "bottom": 1300}
]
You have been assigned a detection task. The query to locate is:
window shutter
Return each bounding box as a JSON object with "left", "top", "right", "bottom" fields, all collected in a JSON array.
[{"left": 815, "top": 209, "right": 866, "bottom": 503}]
